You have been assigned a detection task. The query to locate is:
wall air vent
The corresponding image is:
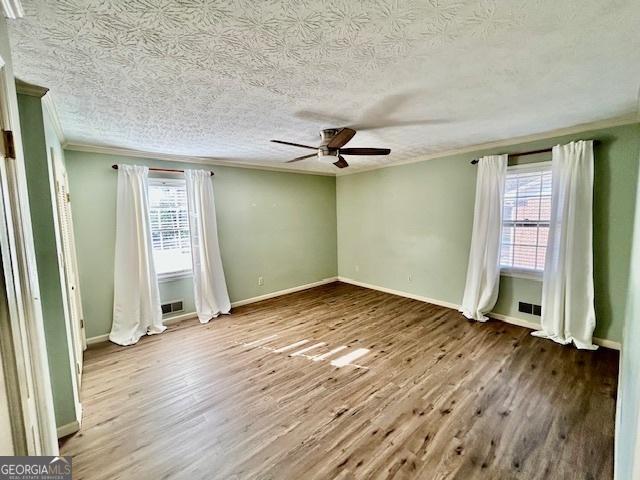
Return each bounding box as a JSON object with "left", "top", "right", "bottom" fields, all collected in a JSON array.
[
  {"left": 518, "top": 302, "right": 542, "bottom": 316},
  {"left": 161, "top": 300, "right": 184, "bottom": 316}
]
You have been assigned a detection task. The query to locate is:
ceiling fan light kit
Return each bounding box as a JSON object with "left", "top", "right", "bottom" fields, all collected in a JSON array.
[
  {"left": 271, "top": 128, "right": 391, "bottom": 169},
  {"left": 317, "top": 152, "right": 340, "bottom": 164}
]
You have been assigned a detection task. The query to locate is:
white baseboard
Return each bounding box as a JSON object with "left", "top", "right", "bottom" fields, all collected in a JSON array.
[
  {"left": 163, "top": 311, "right": 198, "bottom": 326},
  {"left": 591, "top": 337, "right": 621, "bottom": 351},
  {"left": 487, "top": 312, "right": 540, "bottom": 330},
  {"left": 86, "top": 278, "right": 339, "bottom": 345},
  {"left": 231, "top": 277, "right": 339, "bottom": 308},
  {"left": 57, "top": 419, "right": 80, "bottom": 438},
  {"left": 86, "top": 311, "right": 199, "bottom": 345},
  {"left": 337, "top": 276, "right": 460, "bottom": 310},
  {"left": 86, "top": 333, "right": 109, "bottom": 345},
  {"left": 337, "top": 277, "right": 621, "bottom": 351},
  {"left": 58, "top": 401, "right": 83, "bottom": 438},
  {"left": 86, "top": 277, "right": 620, "bottom": 351},
  {"left": 488, "top": 312, "right": 621, "bottom": 350}
]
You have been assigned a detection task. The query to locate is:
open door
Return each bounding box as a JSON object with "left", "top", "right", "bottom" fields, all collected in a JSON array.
[{"left": 50, "top": 147, "right": 85, "bottom": 387}]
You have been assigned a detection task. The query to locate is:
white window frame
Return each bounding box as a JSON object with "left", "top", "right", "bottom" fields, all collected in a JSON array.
[
  {"left": 500, "top": 161, "right": 552, "bottom": 282},
  {"left": 147, "top": 177, "right": 192, "bottom": 283}
]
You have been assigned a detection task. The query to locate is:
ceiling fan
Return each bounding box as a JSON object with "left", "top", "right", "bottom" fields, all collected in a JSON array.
[
  {"left": 294, "top": 91, "right": 449, "bottom": 141},
  {"left": 271, "top": 128, "right": 391, "bottom": 169}
]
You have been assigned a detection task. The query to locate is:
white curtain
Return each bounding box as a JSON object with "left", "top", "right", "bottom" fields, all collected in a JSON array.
[
  {"left": 109, "top": 165, "right": 165, "bottom": 346},
  {"left": 460, "top": 154, "right": 508, "bottom": 321},
  {"left": 532, "top": 140, "right": 597, "bottom": 350},
  {"left": 184, "top": 170, "right": 230, "bottom": 323}
]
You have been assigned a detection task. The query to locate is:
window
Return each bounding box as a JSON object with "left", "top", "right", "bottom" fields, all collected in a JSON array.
[
  {"left": 500, "top": 163, "right": 552, "bottom": 276},
  {"left": 148, "top": 179, "right": 192, "bottom": 278}
]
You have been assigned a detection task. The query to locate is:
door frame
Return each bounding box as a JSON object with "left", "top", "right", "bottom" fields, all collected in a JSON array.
[
  {"left": 0, "top": 17, "right": 58, "bottom": 455},
  {"left": 49, "top": 145, "right": 85, "bottom": 396}
]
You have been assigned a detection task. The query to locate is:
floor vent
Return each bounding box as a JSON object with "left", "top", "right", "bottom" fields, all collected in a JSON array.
[
  {"left": 161, "top": 300, "right": 184, "bottom": 315},
  {"left": 518, "top": 302, "right": 542, "bottom": 316}
]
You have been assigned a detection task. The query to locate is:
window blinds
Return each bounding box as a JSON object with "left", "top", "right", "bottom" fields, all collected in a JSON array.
[
  {"left": 148, "top": 181, "right": 192, "bottom": 275},
  {"left": 500, "top": 166, "right": 552, "bottom": 272}
]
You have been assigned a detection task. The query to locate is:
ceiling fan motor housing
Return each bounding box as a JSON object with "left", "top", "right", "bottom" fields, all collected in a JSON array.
[
  {"left": 320, "top": 128, "right": 340, "bottom": 145},
  {"left": 318, "top": 129, "right": 340, "bottom": 160}
]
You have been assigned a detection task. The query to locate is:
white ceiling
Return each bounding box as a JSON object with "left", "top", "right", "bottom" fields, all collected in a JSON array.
[{"left": 8, "top": 0, "right": 640, "bottom": 174}]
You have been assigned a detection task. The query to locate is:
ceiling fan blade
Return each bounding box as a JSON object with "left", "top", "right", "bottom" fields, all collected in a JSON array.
[
  {"left": 339, "top": 148, "right": 391, "bottom": 156},
  {"left": 351, "top": 118, "right": 449, "bottom": 131},
  {"left": 286, "top": 153, "right": 317, "bottom": 163},
  {"left": 327, "top": 128, "right": 356, "bottom": 149},
  {"left": 271, "top": 139, "right": 318, "bottom": 150},
  {"left": 295, "top": 110, "right": 351, "bottom": 125},
  {"left": 333, "top": 156, "right": 349, "bottom": 169},
  {"left": 361, "top": 92, "right": 414, "bottom": 119}
]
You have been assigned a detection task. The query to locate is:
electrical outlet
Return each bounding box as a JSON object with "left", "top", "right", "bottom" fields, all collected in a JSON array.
[
  {"left": 355, "top": 265, "right": 360, "bottom": 272},
  {"left": 258, "top": 276, "right": 264, "bottom": 286}
]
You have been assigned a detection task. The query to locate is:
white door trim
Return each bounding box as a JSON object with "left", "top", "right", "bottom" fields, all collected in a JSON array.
[
  {"left": 0, "top": 39, "right": 58, "bottom": 455},
  {"left": 47, "top": 146, "right": 82, "bottom": 429}
]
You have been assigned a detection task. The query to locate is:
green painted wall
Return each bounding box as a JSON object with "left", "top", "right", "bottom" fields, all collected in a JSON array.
[
  {"left": 616, "top": 144, "right": 640, "bottom": 479},
  {"left": 17, "top": 93, "right": 76, "bottom": 428},
  {"left": 64, "top": 151, "right": 337, "bottom": 339},
  {"left": 158, "top": 277, "right": 196, "bottom": 317},
  {"left": 337, "top": 123, "right": 640, "bottom": 342}
]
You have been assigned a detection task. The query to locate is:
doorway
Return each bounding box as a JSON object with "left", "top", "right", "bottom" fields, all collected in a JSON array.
[{"left": 0, "top": 49, "right": 58, "bottom": 454}]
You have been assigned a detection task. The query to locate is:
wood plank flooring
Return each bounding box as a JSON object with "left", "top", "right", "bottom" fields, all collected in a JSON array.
[{"left": 61, "top": 282, "right": 619, "bottom": 480}]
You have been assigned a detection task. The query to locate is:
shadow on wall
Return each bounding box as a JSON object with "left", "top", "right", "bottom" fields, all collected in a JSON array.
[{"left": 593, "top": 133, "right": 637, "bottom": 340}]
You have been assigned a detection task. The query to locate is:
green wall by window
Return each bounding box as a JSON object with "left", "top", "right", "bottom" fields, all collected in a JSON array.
[
  {"left": 64, "top": 151, "right": 338, "bottom": 339},
  {"left": 337, "top": 123, "right": 640, "bottom": 342}
]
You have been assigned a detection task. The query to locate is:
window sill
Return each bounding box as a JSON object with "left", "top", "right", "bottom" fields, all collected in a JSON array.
[
  {"left": 500, "top": 268, "right": 543, "bottom": 281},
  {"left": 157, "top": 270, "right": 193, "bottom": 283}
]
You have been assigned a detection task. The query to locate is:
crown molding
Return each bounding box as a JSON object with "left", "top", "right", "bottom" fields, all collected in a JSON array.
[
  {"left": 41, "top": 93, "right": 66, "bottom": 145},
  {"left": 336, "top": 114, "right": 640, "bottom": 176},
  {"left": 15, "top": 79, "right": 48, "bottom": 98},
  {"left": 60, "top": 113, "right": 639, "bottom": 179},
  {"left": 63, "top": 143, "right": 336, "bottom": 177},
  {"left": 1, "top": 0, "right": 23, "bottom": 19}
]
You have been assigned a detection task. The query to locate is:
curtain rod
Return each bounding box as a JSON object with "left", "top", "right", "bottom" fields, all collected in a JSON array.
[
  {"left": 470, "top": 140, "right": 599, "bottom": 165},
  {"left": 111, "top": 164, "right": 214, "bottom": 176}
]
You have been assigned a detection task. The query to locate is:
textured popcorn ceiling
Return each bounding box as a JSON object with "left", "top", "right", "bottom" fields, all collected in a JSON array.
[{"left": 8, "top": 0, "right": 640, "bottom": 173}]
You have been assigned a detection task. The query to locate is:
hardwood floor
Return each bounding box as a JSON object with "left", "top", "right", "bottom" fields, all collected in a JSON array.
[{"left": 61, "top": 282, "right": 618, "bottom": 480}]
